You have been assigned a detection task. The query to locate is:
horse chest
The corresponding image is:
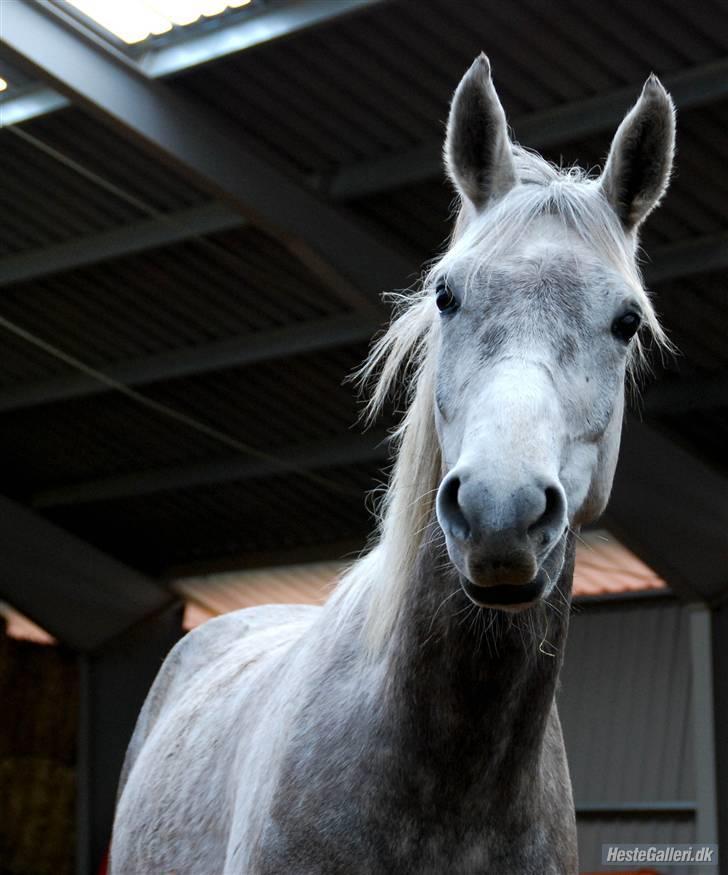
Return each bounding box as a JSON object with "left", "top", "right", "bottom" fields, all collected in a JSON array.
[
  {"left": 254, "top": 781, "right": 570, "bottom": 875},
  {"left": 249, "top": 705, "right": 574, "bottom": 874}
]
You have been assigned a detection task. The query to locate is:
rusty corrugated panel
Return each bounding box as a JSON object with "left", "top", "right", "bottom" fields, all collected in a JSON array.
[
  {"left": 175, "top": 559, "right": 338, "bottom": 629},
  {"left": 0, "top": 603, "right": 55, "bottom": 645},
  {"left": 573, "top": 530, "right": 666, "bottom": 597}
]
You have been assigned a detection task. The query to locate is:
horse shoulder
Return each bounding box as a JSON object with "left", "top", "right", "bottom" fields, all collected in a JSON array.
[{"left": 116, "top": 603, "right": 319, "bottom": 800}]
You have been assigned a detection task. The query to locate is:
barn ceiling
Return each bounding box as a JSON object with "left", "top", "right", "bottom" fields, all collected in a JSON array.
[{"left": 0, "top": 0, "right": 725, "bottom": 584}]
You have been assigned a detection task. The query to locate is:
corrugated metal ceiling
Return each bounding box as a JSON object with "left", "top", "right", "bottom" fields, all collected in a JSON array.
[
  {"left": 43, "top": 460, "right": 381, "bottom": 572},
  {"left": 0, "top": 343, "right": 370, "bottom": 490},
  {"left": 0, "top": 0, "right": 725, "bottom": 574},
  {"left": 171, "top": 0, "right": 728, "bottom": 176},
  {"left": 0, "top": 108, "right": 208, "bottom": 256},
  {"left": 0, "top": 226, "right": 356, "bottom": 387}
]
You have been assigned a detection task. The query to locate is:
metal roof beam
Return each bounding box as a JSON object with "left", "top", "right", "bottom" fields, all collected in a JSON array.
[
  {"left": 1, "top": 1, "right": 416, "bottom": 306},
  {"left": 0, "top": 0, "right": 387, "bottom": 127},
  {"left": 604, "top": 418, "right": 728, "bottom": 605},
  {"left": 0, "top": 84, "right": 69, "bottom": 126},
  {"left": 32, "top": 431, "right": 390, "bottom": 507},
  {"left": 0, "top": 313, "right": 380, "bottom": 413},
  {"left": 140, "top": 0, "right": 388, "bottom": 78},
  {"left": 0, "top": 493, "right": 175, "bottom": 649},
  {"left": 0, "top": 201, "right": 244, "bottom": 286},
  {"left": 326, "top": 57, "right": 728, "bottom": 200}
]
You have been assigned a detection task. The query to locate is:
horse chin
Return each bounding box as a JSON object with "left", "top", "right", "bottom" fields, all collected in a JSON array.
[{"left": 456, "top": 534, "right": 567, "bottom": 612}]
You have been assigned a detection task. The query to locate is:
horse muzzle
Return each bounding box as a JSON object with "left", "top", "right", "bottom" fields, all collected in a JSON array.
[{"left": 436, "top": 467, "right": 568, "bottom": 608}]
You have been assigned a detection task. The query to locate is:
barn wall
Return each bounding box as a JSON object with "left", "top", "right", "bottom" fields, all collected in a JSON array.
[{"left": 559, "top": 599, "right": 699, "bottom": 873}]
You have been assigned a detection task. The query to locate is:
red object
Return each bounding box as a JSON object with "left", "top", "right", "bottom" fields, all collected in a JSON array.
[{"left": 581, "top": 870, "right": 661, "bottom": 874}]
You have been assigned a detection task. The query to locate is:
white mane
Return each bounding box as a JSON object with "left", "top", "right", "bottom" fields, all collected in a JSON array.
[{"left": 331, "top": 146, "right": 669, "bottom": 654}]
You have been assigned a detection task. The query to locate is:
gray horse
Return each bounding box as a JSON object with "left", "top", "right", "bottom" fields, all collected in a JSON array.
[{"left": 110, "top": 55, "right": 675, "bottom": 874}]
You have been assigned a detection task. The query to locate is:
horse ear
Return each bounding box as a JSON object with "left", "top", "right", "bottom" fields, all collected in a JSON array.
[
  {"left": 444, "top": 54, "right": 517, "bottom": 209},
  {"left": 600, "top": 75, "right": 675, "bottom": 231}
]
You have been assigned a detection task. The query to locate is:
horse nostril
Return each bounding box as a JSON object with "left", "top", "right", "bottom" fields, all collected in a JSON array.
[
  {"left": 527, "top": 485, "right": 565, "bottom": 546},
  {"left": 437, "top": 474, "right": 471, "bottom": 542}
]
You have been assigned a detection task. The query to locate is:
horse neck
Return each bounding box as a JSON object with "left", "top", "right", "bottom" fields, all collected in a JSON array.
[{"left": 381, "top": 518, "right": 574, "bottom": 792}]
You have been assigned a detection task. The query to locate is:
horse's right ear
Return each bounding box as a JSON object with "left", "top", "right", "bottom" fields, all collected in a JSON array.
[{"left": 445, "top": 54, "right": 517, "bottom": 210}]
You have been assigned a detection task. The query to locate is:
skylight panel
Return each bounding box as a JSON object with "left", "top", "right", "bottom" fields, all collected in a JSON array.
[{"left": 65, "top": 0, "right": 253, "bottom": 45}]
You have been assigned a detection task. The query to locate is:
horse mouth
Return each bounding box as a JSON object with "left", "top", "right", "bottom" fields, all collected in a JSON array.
[
  {"left": 457, "top": 532, "right": 567, "bottom": 610},
  {"left": 460, "top": 574, "right": 548, "bottom": 609}
]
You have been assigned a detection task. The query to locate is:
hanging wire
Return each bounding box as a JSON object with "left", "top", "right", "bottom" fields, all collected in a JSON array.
[
  {"left": 9, "top": 125, "right": 157, "bottom": 215},
  {"left": 6, "top": 125, "right": 251, "bottom": 273},
  {"left": 0, "top": 312, "right": 379, "bottom": 498}
]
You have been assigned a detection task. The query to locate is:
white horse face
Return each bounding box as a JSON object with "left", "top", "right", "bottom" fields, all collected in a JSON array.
[
  {"left": 434, "top": 237, "right": 631, "bottom": 608},
  {"left": 434, "top": 56, "right": 674, "bottom": 610}
]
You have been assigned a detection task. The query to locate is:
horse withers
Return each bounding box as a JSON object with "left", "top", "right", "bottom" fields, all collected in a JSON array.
[{"left": 110, "top": 55, "right": 675, "bottom": 874}]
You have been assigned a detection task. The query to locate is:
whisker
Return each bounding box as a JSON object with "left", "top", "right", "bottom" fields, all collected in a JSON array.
[
  {"left": 568, "top": 525, "right": 591, "bottom": 550},
  {"left": 425, "top": 588, "right": 461, "bottom": 638}
]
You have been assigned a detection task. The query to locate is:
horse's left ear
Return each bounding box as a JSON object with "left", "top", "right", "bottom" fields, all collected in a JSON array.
[
  {"left": 445, "top": 54, "right": 517, "bottom": 209},
  {"left": 600, "top": 74, "right": 676, "bottom": 231}
]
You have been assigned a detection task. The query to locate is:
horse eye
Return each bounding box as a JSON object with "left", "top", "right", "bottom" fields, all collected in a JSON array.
[
  {"left": 611, "top": 311, "right": 642, "bottom": 343},
  {"left": 435, "top": 281, "right": 458, "bottom": 314}
]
